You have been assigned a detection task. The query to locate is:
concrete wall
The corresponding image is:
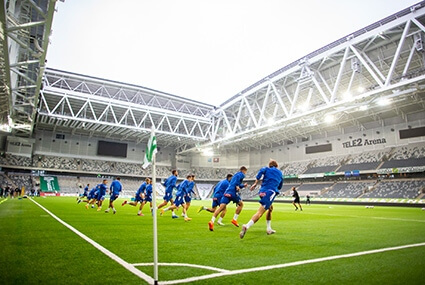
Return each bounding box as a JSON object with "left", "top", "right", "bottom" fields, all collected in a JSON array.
[
  {"left": 189, "top": 116, "right": 425, "bottom": 170},
  {"left": 32, "top": 130, "right": 176, "bottom": 166}
]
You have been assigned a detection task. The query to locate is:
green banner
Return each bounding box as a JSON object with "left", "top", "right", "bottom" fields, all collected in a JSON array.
[{"left": 40, "top": 176, "right": 60, "bottom": 192}]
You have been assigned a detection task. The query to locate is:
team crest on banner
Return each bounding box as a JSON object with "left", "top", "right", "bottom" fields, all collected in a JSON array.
[{"left": 40, "top": 176, "right": 60, "bottom": 192}]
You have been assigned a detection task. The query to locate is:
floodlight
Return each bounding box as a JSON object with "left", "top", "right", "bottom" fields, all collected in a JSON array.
[
  {"left": 299, "top": 102, "right": 309, "bottom": 112},
  {"left": 377, "top": 98, "right": 391, "bottom": 106},
  {"left": 324, "top": 114, "right": 335, "bottom": 123},
  {"left": 343, "top": 92, "right": 352, "bottom": 100},
  {"left": 202, "top": 148, "right": 214, "bottom": 156},
  {"left": 267, "top": 118, "right": 274, "bottom": 125},
  {"left": 0, "top": 124, "right": 12, "bottom": 132}
]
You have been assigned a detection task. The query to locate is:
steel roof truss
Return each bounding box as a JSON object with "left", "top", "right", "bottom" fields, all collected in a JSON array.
[
  {"left": 242, "top": 96, "right": 258, "bottom": 128},
  {"left": 258, "top": 84, "right": 271, "bottom": 125},
  {"left": 385, "top": 20, "right": 411, "bottom": 86},
  {"left": 269, "top": 83, "right": 289, "bottom": 117},
  {"left": 350, "top": 45, "right": 384, "bottom": 87}
]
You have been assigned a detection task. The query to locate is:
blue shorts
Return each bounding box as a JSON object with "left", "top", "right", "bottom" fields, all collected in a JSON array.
[
  {"left": 220, "top": 193, "right": 241, "bottom": 205},
  {"left": 184, "top": 195, "right": 191, "bottom": 203},
  {"left": 96, "top": 192, "right": 105, "bottom": 201},
  {"left": 211, "top": 196, "right": 222, "bottom": 208},
  {"left": 135, "top": 195, "right": 143, "bottom": 202},
  {"left": 144, "top": 196, "right": 152, "bottom": 203},
  {"left": 96, "top": 195, "right": 105, "bottom": 201},
  {"left": 163, "top": 191, "right": 173, "bottom": 202},
  {"left": 259, "top": 190, "right": 278, "bottom": 210},
  {"left": 174, "top": 195, "right": 185, "bottom": 207},
  {"left": 87, "top": 194, "right": 94, "bottom": 200},
  {"left": 110, "top": 194, "right": 119, "bottom": 202}
]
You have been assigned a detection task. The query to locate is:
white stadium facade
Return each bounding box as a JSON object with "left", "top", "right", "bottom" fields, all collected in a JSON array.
[{"left": 0, "top": 0, "right": 424, "bottom": 206}]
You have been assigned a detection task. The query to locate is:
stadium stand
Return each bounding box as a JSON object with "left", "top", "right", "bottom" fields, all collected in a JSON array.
[
  {"left": 346, "top": 149, "right": 388, "bottom": 164},
  {"left": 1, "top": 173, "right": 30, "bottom": 190},
  {"left": 338, "top": 162, "right": 382, "bottom": 172},
  {"left": 320, "top": 181, "right": 375, "bottom": 198},
  {"left": 389, "top": 143, "right": 425, "bottom": 160},
  {"left": 240, "top": 186, "right": 258, "bottom": 199},
  {"left": 304, "top": 165, "right": 339, "bottom": 174},
  {"left": 362, "top": 180, "right": 425, "bottom": 199},
  {"left": 380, "top": 143, "right": 425, "bottom": 170},
  {"left": 281, "top": 183, "right": 302, "bottom": 193},
  {"left": 39, "top": 156, "right": 79, "bottom": 171},
  {"left": 57, "top": 175, "right": 159, "bottom": 197},
  {"left": 380, "top": 158, "right": 425, "bottom": 169},
  {"left": 1, "top": 142, "right": 424, "bottom": 201},
  {"left": 282, "top": 161, "right": 310, "bottom": 176},
  {"left": 337, "top": 149, "right": 388, "bottom": 172},
  {"left": 296, "top": 183, "right": 334, "bottom": 194},
  {"left": 57, "top": 175, "right": 81, "bottom": 194},
  {"left": 191, "top": 167, "right": 214, "bottom": 179},
  {"left": 0, "top": 154, "right": 32, "bottom": 167},
  {"left": 1, "top": 147, "right": 421, "bottom": 182}
]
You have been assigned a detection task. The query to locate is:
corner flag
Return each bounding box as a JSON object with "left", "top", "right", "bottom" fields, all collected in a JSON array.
[{"left": 142, "top": 131, "right": 157, "bottom": 169}]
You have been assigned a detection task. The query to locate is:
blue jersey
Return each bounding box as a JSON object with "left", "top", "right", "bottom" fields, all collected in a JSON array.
[
  {"left": 93, "top": 184, "right": 100, "bottom": 196},
  {"left": 255, "top": 166, "right": 283, "bottom": 193},
  {"left": 136, "top": 182, "right": 147, "bottom": 197},
  {"left": 145, "top": 184, "right": 153, "bottom": 200},
  {"left": 186, "top": 181, "right": 195, "bottom": 197},
  {"left": 176, "top": 180, "right": 189, "bottom": 197},
  {"left": 88, "top": 187, "right": 96, "bottom": 199},
  {"left": 163, "top": 175, "right": 177, "bottom": 194},
  {"left": 97, "top": 183, "right": 107, "bottom": 196},
  {"left": 110, "top": 180, "right": 122, "bottom": 195},
  {"left": 83, "top": 186, "right": 89, "bottom": 196},
  {"left": 224, "top": 171, "right": 246, "bottom": 196},
  {"left": 213, "top": 179, "right": 230, "bottom": 198}
]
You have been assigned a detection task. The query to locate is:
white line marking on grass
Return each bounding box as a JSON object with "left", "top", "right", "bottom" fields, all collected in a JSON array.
[
  {"left": 30, "top": 198, "right": 154, "bottom": 284},
  {"left": 132, "top": 262, "right": 230, "bottom": 273},
  {"left": 159, "top": 242, "right": 425, "bottom": 285},
  {"left": 370, "top": 216, "right": 425, "bottom": 223},
  {"left": 307, "top": 212, "right": 425, "bottom": 223},
  {"left": 0, "top": 198, "right": 8, "bottom": 205}
]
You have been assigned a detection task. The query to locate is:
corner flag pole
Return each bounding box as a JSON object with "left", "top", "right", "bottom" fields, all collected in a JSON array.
[
  {"left": 143, "top": 128, "right": 158, "bottom": 284},
  {"left": 151, "top": 132, "right": 159, "bottom": 285}
]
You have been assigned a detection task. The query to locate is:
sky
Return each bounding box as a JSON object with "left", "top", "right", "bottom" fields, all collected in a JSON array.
[{"left": 47, "top": 0, "right": 420, "bottom": 106}]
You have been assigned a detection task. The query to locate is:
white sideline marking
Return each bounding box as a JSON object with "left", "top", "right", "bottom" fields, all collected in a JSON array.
[
  {"left": 159, "top": 242, "right": 425, "bottom": 285},
  {"left": 132, "top": 262, "right": 230, "bottom": 273},
  {"left": 30, "top": 198, "right": 154, "bottom": 284},
  {"left": 371, "top": 216, "right": 425, "bottom": 223},
  {"left": 29, "top": 198, "right": 425, "bottom": 284},
  {"left": 307, "top": 212, "right": 425, "bottom": 223},
  {"left": 0, "top": 198, "right": 8, "bottom": 205}
]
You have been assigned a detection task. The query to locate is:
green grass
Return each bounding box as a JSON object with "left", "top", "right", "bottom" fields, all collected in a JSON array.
[{"left": 0, "top": 197, "right": 424, "bottom": 284}]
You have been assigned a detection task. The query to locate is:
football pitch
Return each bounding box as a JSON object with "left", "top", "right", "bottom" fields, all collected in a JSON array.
[{"left": 1, "top": 197, "right": 424, "bottom": 284}]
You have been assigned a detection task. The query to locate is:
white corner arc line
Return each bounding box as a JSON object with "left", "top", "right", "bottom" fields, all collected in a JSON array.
[
  {"left": 132, "top": 262, "right": 230, "bottom": 273},
  {"left": 159, "top": 242, "right": 425, "bottom": 285},
  {"left": 30, "top": 198, "right": 154, "bottom": 284}
]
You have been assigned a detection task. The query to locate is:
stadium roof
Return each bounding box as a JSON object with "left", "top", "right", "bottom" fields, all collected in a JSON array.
[{"left": 1, "top": 1, "right": 425, "bottom": 154}]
